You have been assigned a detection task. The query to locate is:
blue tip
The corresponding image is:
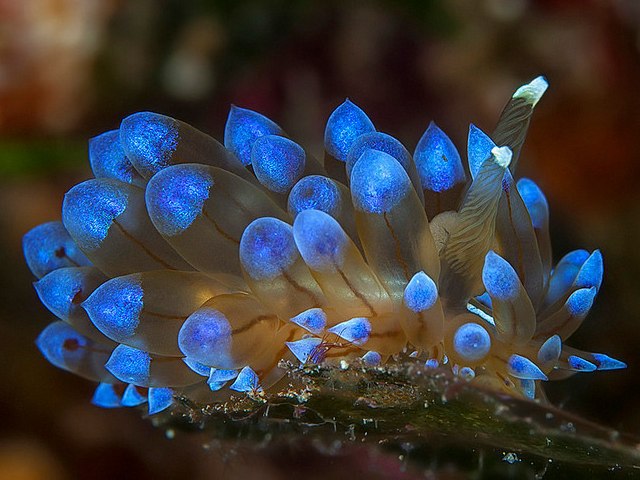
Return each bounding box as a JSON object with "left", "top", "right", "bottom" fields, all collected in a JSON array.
[
  {"left": 516, "top": 178, "right": 549, "bottom": 229},
  {"left": 183, "top": 357, "right": 213, "bottom": 377},
  {"left": 476, "top": 292, "right": 493, "bottom": 308},
  {"left": 121, "top": 384, "right": 147, "bottom": 406},
  {"left": 458, "top": 366, "right": 476, "bottom": 380},
  {"left": 178, "top": 307, "right": 232, "bottom": 367},
  {"left": 327, "top": 317, "right": 371, "bottom": 346},
  {"left": 324, "top": 99, "right": 375, "bottom": 161},
  {"left": 403, "top": 271, "right": 438, "bottom": 313},
  {"left": 425, "top": 358, "right": 440, "bottom": 369},
  {"left": 293, "top": 209, "right": 349, "bottom": 271},
  {"left": 566, "top": 287, "right": 596, "bottom": 317},
  {"left": 362, "top": 351, "right": 382, "bottom": 366},
  {"left": 537, "top": 335, "right": 561, "bottom": 364},
  {"left": 229, "top": 366, "right": 261, "bottom": 393},
  {"left": 224, "top": 105, "right": 283, "bottom": 166},
  {"left": 36, "top": 321, "right": 91, "bottom": 372},
  {"left": 414, "top": 122, "right": 465, "bottom": 192},
  {"left": 89, "top": 129, "right": 142, "bottom": 185},
  {"left": 145, "top": 164, "right": 213, "bottom": 237},
  {"left": 23, "top": 222, "right": 91, "bottom": 278},
  {"left": 591, "top": 353, "right": 627, "bottom": 370},
  {"left": 252, "top": 135, "right": 306, "bottom": 193},
  {"left": 561, "top": 249, "right": 591, "bottom": 266},
  {"left": 208, "top": 368, "right": 238, "bottom": 383},
  {"left": 148, "top": 387, "right": 173, "bottom": 415},
  {"left": 290, "top": 308, "right": 327, "bottom": 334},
  {"left": 574, "top": 250, "right": 604, "bottom": 291},
  {"left": 482, "top": 251, "right": 520, "bottom": 301},
  {"left": 91, "top": 383, "right": 122, "bottom": 408},
  {"left": 288, "top": 175, "right": 342, "bottom": 218},
  {"left": 120, "top": 112, "right": 178, "bottom": 178},
  {"left": 34, "top": 267, "right": 101, "bottom": 321},
  {"left": 520, "top": 379, "right": 536, "bottom": 399},
  {"left": 285, "top": 337, "right": 322, "bottom": 363},
  {"left": 345, "top": 132, "right": 411, "bottom": 178},
  {"left": 568, "top": 355, "right": 597, "bottom": 372},
  {"left": 467, "top": 124, "right": 496, "bottom": 179},
  {"left": 453, "top": 323, "right": 491, "bottom": 362},
  {"left": 105, "top": 345, "right": 151, "bottom": 385},
  {"left": 62, "top": 179, "right": 130, "bottom": 251},
  {"left": 545, "top": 249, "right": 591, "bottom": 303},
  {"left": 240, "top": 217, "right": 298, "bottom": 280},
  {"left": 83, "top": 276, "right": 143, "bottom": 341},
  {"left": 350, "top": 149, "right": 412, "bottom": 213},
  {"left": 508, "top": 354, "right": 548, "bottom": 380},
  {"left": 208, "top": 380, "right": 227, "bottom": 392}
]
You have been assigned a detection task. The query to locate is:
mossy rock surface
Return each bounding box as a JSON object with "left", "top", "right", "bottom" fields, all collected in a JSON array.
[{"left": 153, "top": 361, "right": 640, "bottom": 478}]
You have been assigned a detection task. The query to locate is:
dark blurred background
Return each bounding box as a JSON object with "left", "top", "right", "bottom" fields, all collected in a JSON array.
[{"left": 2, "top": 0, "right": 640, "bottom": 478}]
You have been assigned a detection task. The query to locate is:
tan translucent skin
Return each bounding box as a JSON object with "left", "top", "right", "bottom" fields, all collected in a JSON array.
[{"left": 29, "top": 77, "right": 621, "bottom": 408}]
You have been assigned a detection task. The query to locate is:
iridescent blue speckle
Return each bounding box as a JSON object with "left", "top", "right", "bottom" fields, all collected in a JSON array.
[
  {"left": 328, "top": 317, "right": 371, "bottom": 346},
  {"left": 568, "top": 355, "right": 597, "bottom": 372},
  {"left": 105, "top": 344, "right": 151, "bottom": 385},
  {"left": 324, "top": 99, "right": 375, "bottom": 162},
  {"left": 293, "top": 209, "right": 348, "bottom": 271},
  {"left": 92, "top": 383, "right": 121, "bottom": 408},
  {"left": 467, "top": 124, "right": 496, "bottom": 179},
  {"left": 288, "top": 175, "right": 341, "bottom": 218},
  {"left": 289, "top": 308, "right": 327, "bottom": 334},
  {"left": 34, "top": 267, "right": 90, "bottom": 320},
  {"left": 208, "top": 368, "right": 238, "bottom": 383},
  {"left": 537, "top": 335, "right": 561, "bottom": 364},
  {"left": 403, "top": 271, "right": 438, "bottom": 313},
  {"left": 592, "top": 353, "right": 627, "bottom": 370},
  {"left": 350, "top": 150, "right": 412, "bottom": 214},
  {"left": 482, "top": 251, "right": 519, "bottom": 301},
  {"left": 566, "top": 287, "right": 596, "bottom": 317},
  {"left": 546, "top": 249, "right": 590, "bottom": 303},
  {"left": 458, "top": 366, "right": 476, "bottom": 380},
  {"left": 508, "top": 354, "right": 548, "bottom": 380},
  {"left": 36, "top": 321, "right": 90, "bottom": 372},
  {"left": 362, "top": 351, "right": 382, "bottom": 366},
  {"left": 414, "top": 122, "right": 465, "bottom": 192},
  {"left": 476, "top": 292, "right": 493, "bottom": 308},
  {"left": 425, "top": 358, "right": 440, "bottom": 369},
  {"left": 574, "top": 250, "right": 603, "bottom": 291},
  {"left": 516, "top": 178, "right": 548, "bottom": 229},
  {"left": 145, "top": 165, "right": 213, "bottom": 237},
  {"left": 520, "top": 379, "right": 535, "bottom": 399},
  {"left": 120, "top": 112, "right": 178, "bottom": 177},
  {"left": 148, "top": 387, "right": 173, "bottom": 415},
  {"left": 183, "top": 357, "right": 212, "bottom": 376},
  {"left": 62, "top": 179, "right": 129, "bottom": 250},
  {"left": 224, "top": 105, "right": 283, "bottom": 166},
  {"left": 229, "top": 366, "right": 260, "bottom": 393},
  {"left": 178, "top": 308, "right": 232, "bottom": 367},
  {"left": 240, "top": 217, "right": 298, "bottom": 280},
  {"left": 121, "top": 384, "right": 147, "bottom": 406},
  {"left": 286, "top": 337, "right": 322, "bottom": 364},
  {"left": 23, "top": 221, "right": 91, "bottom": 278},
  {"left": 89, "top": 129, "right": 141, "bottom": 185},
  {"left": 83, "top": 276, "right": 144, "bottom": 341},
  {"left": 453, "top": 322, "right": 491, "bottom": 362},
  {"left": 345, "top": 132, "right": 411, "bottom": 178},
  {"left": 252, "top": 135, "right": 306, "bottom": 194}
]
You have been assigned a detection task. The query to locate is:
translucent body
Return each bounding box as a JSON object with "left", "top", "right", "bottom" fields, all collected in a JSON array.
[{"left": 25, "top": 77, "right": 626, "bottom": 413}]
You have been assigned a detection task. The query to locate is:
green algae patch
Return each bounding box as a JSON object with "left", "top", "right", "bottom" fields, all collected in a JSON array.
[{"left": 155, "top": 360, "right": 640, "bottom": 478}]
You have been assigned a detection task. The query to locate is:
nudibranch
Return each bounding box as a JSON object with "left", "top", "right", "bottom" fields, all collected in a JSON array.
[{"left": 24, "top": 76, "right": 626, "bottom": 415}]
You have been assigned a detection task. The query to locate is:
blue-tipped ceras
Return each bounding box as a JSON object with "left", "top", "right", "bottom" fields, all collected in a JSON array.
[{"left": 24, "top": 76, "right": 625, "bottom": 415}]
